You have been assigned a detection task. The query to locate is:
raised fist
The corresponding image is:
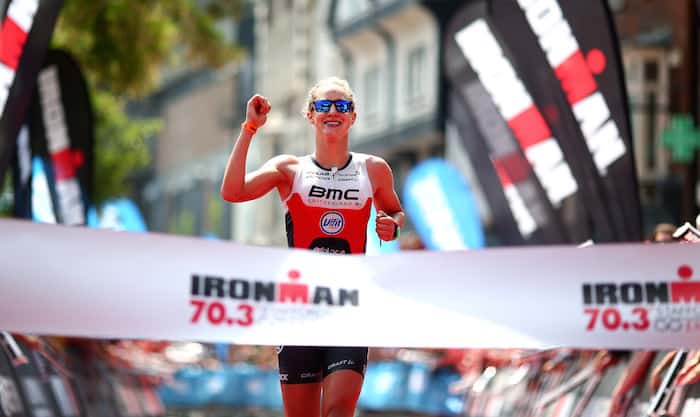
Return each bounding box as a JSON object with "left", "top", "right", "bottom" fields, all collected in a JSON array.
[{"left": 246, "top": 94, "right": 271, "bottom": 129}]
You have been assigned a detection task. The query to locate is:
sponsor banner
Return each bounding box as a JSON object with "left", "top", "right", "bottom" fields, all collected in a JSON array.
[
  {"left": 444, "top": 1, "right": 570, "bottom": 245},
  {"left": 87, "top": 198, "right": 147, "bottom": 232},
  {"left": 12, "top": 49, "right": 94, "bottom": 225},
  {"left": 402, "top": 158, "right": 484, "bottom": 250},
  {"left": 1, "top": 219, "right": 699, "bottom": 349},
  {"left": 0, "top": 0, "right": 63, "bottom": 180},
  {"left": 10, "top": 124, "right": 31, "bottom": 217},
  {"left": 447, "top": 93, "right": 526, "bottom": 245},
  {"left": 488, "top": 0, "right": 618, "bottom": 242},
  {"left": 560, "top": 0, "right": 641, "bottom": 241},
  {"left": 490, "top": 0, "right": 641, "bottom": 241},
  {"left": 442, "top": 0, "right": 642, "bottom": 244}
]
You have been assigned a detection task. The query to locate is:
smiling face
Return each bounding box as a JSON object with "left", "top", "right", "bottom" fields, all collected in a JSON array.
[{"left": 306, "top": 84, "right": 357, "bottom": 141}]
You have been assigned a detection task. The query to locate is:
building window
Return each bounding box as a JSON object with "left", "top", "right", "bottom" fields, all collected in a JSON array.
[
  {"left": 337, "top": 1, "right": 371, "bottom": 25},
  {"left": 363, "top": 66, "right": 381, "bottom": 122},
  {"left": 623, "top": 48, "right": 668, "bottom": 181},
  {"left": 645, "top": 91, "right": 657, "bottom": 171},
  {"left": 644, "top": 60, "right": 658, "bottom": 82},
  {"left": 407, "top": 46, "right": 426, "bottom": 105},
  {"left": 607, "top": 0, "right": 626, "bottom": 13}
]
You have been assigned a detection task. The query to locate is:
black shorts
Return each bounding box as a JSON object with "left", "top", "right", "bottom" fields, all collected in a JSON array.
[{"left": 277, "top": 346, "right": 369, "bottom": 384}]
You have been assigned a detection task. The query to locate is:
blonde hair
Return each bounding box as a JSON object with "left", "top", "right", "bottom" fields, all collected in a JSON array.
[{"left": 302, "top": 77, "right": 355, "bottom": 115}]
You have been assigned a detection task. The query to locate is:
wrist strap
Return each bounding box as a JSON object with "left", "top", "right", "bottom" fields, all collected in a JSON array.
[
  {"left": 241, "top": 121, "right": 258, "bottom": 135},
  {"left": 393, "top": 224, "right": 400, "bottom": 240}
]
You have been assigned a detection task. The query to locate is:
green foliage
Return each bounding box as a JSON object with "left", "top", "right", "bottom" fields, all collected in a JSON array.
[
  {"left": 92, "top": 91, "right": 162, "bottom": 204},
  {"left": 52, "top": 0, "right": 242, "bottom": 96},
  {"left": 0, "top": 175, "right": 12, "bottom": 217},
  {"left": 48, "top": 0, "right": 243, "bottom": 205},
  {"left": 169, "top": 209, "right": 196, "bottom": 235},
  {"left": 207, "top": 191, "right": 224, "bottom": 236}
]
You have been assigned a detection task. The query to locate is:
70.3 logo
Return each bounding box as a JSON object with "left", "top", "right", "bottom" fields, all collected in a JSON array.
[
  {"left": 190, "top": 299, "right": 254, "bottom": 327},
  {"left": 584, "top": 307, "right": 650, "bottom": 331}
]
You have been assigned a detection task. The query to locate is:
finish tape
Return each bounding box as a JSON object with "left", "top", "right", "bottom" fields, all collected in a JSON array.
[{"left": 1, "top": 219, "right": 698, "bottom": 349}]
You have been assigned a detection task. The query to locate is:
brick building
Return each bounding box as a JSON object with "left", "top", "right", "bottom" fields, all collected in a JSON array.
[{"left": 613, "top": 0, "right": 699, "bottom": 229}]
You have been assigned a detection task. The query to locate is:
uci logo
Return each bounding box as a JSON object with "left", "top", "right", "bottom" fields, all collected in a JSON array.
[{"left": 320, "top": 211, "right": 344, "bottom": 235}]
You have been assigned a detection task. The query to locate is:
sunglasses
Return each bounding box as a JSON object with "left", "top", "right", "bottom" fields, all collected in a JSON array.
[{"left": 311, "top": 99, "right": 354, "bottom": 113}]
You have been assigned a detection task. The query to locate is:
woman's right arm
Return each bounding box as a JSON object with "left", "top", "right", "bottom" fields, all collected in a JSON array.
[{"left": 221, "top": 95, "right": 291, "bottom": 202}]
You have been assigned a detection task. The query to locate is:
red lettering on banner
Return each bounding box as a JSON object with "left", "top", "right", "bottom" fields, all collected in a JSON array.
[
  {"left": 554, "top": 51, "right": 596, "bottom": 104},
  {"left": 492, "top": 160, "right": 538, "bottom": 236},
  {"left": 189, "top": 299, "right": 255, "bottom": 327},
  {"left": 671, "top": 266, "right": 700, "bottom": 303},
  {"left": 518, "top": 0, "right": 627, "bottom": 173},
  {"left": 0, "top": 0, "right": 40, "bottom": 113},
  {"left": 279, "top": 283, "right": 308, "bottom": 303},
  {"left": 455, "top": 19, "right": 532, "bottom": 120},
  {"left": 278, "top": 270, "right": 309, "bottom": 304},
  {"left": 236, "top": 304, "right": 254, "bottom": 326},
  {"left": 582, "top": 266, "right": 700, "bottom": 335},
  {"left": 493, "top": 163, "right": 512, "bottom": 187},
  {"left": 493, "top": 153, "right": 532, "bottom": 186},
  {"left": 586, "top": 49, "right": 607, "bottom": 75},
  {"left": 509, "top": 107, "right": 578, "bottom": 205},
  {"left": 190, "top": 300, "right": 206, "bottom": 323},
  {"left": 508, "top": 106, "right": 551, "bottom": 149},
  {"left": 0, "top": 18, "right": 27, "bottom": 69},
  {"left": 584, "top": 307, "right": 651, "bottom": 331},
  {"left": 37, "top": 65, "right": 86, "bottom": 224},
  {"left": 670, "top": 283, "right": 700, "bottom": 303},
  {"left": 51, "top": 149, "right": 84, "bottom": 181},
  {"left": 455, "top": 18, "right": 578, "bottom": 207}
]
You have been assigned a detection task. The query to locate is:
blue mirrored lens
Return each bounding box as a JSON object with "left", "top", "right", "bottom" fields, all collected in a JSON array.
[
  {"left": 334, "top": 100, "right": 352, "bottom": 112},
  {"left": 313, "top": 100, "right": 332, "bottom": 112},
  {"left": 312, "top": 100, "right": 353, "bottom": 113}
]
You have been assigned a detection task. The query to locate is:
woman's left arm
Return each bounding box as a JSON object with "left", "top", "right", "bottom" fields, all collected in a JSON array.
[{"left": 367, "top": 156, "right": 405, "bottom": 241}]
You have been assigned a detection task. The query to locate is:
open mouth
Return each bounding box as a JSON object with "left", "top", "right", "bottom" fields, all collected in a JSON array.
[{"left": 324, "top": 120, "right": 342, "bottom": 127}]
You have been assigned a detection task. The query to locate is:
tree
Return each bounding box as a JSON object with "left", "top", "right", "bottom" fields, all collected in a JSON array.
[
  {"left": 52, "top": 0, "right": 243, "bottom": 96},
  {"left": 91, "top": 91, "right": 162, "bottom": 204},
  {"left": 52, "top": 0, "right": 243, "bottom": 204}
]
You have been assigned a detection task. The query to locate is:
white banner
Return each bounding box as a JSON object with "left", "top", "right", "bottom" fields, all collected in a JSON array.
[{"left": 1, "top": 219, "right": 699, "bottom": 349}]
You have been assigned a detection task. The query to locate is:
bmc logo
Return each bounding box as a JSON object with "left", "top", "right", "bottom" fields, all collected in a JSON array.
[
  {"left": 320, "top": 211, "right": 344, "bottom": 235},
  {"left": 309, "top": 185, "right": 359, "bottom": 200}
]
